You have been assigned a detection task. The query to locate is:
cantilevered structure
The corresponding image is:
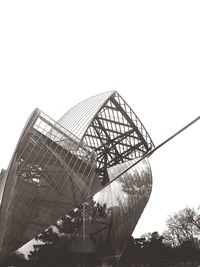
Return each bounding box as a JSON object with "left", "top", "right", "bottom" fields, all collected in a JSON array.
[{"left": 0, "top": 91, "right": 154, "bottom": 265}]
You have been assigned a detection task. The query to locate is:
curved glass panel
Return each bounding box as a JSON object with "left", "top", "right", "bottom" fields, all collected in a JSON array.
[
  {"left": 58, "top": 90, "right": 154, "bottom": 185},
  {"left": 46, "top": 158, "right": 152, "bottom": 260},
  {"left": 0, "top": 170, "right": 6, "bottom": 204},
  {"left": 58, "top": 91, "right": 114, "bottom": 138},
  {"left": 0, "top": 110, "right": 98, "bottom": 259},
  {"left": 0, "top": 91, "right": 154, "bottom": 263}
]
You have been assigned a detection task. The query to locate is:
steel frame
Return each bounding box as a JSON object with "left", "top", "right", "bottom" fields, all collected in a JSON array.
[{"left": 82, "top": 91, "right": 154, "bottom": 184}]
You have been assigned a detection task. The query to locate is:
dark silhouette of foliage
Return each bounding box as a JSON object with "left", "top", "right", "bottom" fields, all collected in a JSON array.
[
  {"left": 2, "top": 205, "right": 200, "bottom": 267},
  {"left": 0, "top": 251, "right": 27, "bottom": 267},
  {"left": 27, "top": 198, "right": 111, "bottom": 266},
  {"left": 122, "top": 229, "right": 200, "bottom": 266}
]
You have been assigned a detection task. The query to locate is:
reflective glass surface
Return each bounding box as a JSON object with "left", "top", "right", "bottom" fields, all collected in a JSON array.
[
  {"left": 0, "top": 109, "right": 98, "bottom": 258},
  {"left": 0, "top": 91, "right": 154, "bottom": 262},
  {"left": 0, "top": 170, "right": 6, "bottom": 204},
  {"left": 47, "top": 158, "right": 152, "bottom": 258}
]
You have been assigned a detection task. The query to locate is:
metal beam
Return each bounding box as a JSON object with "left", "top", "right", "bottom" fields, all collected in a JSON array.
[
  {"left": 97, "top": 116, "right": 131, "bottom": 128},
  {"left": 110, "top": 97, "right": 149, "bottom": 151}
]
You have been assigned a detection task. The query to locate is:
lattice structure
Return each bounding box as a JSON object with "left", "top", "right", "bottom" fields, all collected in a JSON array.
[
  {"left": 59, "top": 91, "right": 154, "bottom": 184},
  {"left": 52, "top": 158, "right": 152, "bottom": 259},
  {"left": 0, "top": 91, "right": 154, "bottom": 263},
  {"left": 0, "top": 109, "right": 98, "bottom": 259}
]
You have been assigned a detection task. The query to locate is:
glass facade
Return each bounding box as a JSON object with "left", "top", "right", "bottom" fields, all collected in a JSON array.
[
  {"left": 0, "top": 109, "right": 98, "bottom": 258},
  {"left": 52, "top": 158, "right": 152, "bottom": 258},
  {"left": 0, "top": 91, "right": 154, "bottom": 264}
]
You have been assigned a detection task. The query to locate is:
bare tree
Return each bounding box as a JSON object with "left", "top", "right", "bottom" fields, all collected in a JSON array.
[
  {"left": 184, "top": 206, "right": 200, "bottom": 231},
  {"left": 163, "top": 206, "right": 200, "bottom": 247}
]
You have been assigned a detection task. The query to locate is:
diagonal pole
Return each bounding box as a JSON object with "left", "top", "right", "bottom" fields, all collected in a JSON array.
[{"left": 83, "top": 115, "right": 200, "bottom": 204}]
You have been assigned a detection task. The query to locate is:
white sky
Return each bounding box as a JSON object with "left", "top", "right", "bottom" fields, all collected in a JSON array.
[{"left": 0, "top": 0, "right": 200, "bottom": 239}]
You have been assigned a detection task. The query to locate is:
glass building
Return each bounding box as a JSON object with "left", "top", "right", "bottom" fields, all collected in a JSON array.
[{"left": 0, "top": 91, "right": 154, "bottom": 266}]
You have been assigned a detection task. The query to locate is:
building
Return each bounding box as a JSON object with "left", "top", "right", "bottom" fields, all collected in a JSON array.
[{"left": 0, "top": 91, "right": 154, "bottom": 266}]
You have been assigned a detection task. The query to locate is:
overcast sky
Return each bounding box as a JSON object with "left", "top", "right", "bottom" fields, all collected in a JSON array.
[{"left": 0, "top": 1, "right": 200, "bottom": 239}]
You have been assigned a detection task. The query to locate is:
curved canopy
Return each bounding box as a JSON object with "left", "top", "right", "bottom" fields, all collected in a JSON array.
[
  {"left": 0, "top": 91, "right": 154, "bottom": 262},
  {"left": 0, "top": 109, "right": 98, "bottom": 259},
  {"left": 58, "top": 91, "right": 154, "bottom": 184},
  {"left": 58, "top": 91, "right": 115, "bottom": 138}
]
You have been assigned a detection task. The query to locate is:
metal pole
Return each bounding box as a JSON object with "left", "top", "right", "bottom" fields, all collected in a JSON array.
[
  {"left": 82, "top": 115, "right": 200, "bottom": 205},
  {"left": 82, "top": 202, "right": 86, "bottom": 267}
]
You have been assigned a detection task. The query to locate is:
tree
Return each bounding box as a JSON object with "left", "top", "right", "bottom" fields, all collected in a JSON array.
[
  {"left": 163, "top": 206, "right": 200, "bottom": 247},
  {"left": 0, "top": 251, "right": 27, "bottom": 267},
  {"left": 141, "top": 231, "right": 164, "bottom": 249},
  {"left": 121, "top": 231, "right": 173, "bottom": 267},
  {"left": 184, "top": 206, "right": 200, "bottom": 231},
  {"left": 28, "top": 198, "right": 111, "bottom": 266}
]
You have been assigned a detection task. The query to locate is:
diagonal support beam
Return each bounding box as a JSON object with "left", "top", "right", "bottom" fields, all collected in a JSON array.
[{"left": 110, "top": 97, "right": 149, "bottom": 151}]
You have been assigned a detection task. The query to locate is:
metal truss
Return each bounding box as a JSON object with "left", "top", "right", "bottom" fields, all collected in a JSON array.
[
  {"left": 0, "top": 90, "right": 154, "bottom": 261},
  {"left": 82, "top": 91, "right": 154, "bottom": 184}
]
